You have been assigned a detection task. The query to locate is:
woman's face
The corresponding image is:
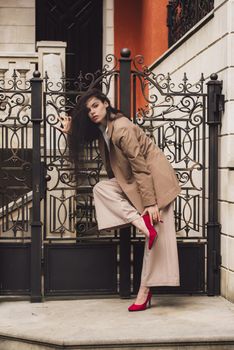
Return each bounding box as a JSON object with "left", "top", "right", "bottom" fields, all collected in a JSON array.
[{"left": 86, "top": 96, "right": 109, "bottom": 125}]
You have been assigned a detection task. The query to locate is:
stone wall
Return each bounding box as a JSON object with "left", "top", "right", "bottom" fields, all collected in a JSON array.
[
  {"left": 0, "top": 0, "right": 114, "bottom": 80},
  {"left": 0, "top": 0, "right": 36, "bottom": 78},
  {"left": 103, "top": 0, "right": 115, "bottom": 102},
  {"left": 0, "top": 0, "right": 35, "bottom": 53},
  {"left": 103, "top": 0, "right": 114, "bottom": 59},
  {"left": 150, "top": 0, "right": 234, "bottom": 302}
]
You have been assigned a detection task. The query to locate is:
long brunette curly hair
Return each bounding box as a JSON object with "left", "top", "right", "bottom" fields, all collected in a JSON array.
[{"left": 68, "top": 88, "right": 120, "bottom": 162}]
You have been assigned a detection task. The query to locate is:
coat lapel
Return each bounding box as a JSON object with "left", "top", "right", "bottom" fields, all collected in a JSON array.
[
  {"left": 106, "top": 114, "right": 115, "bottom": 140},
  {"left": 98, "top": 135, "right": 106, "bottom": 164},
  {"left": 98, "top": 134, "right": 114, "bottom": 178}
]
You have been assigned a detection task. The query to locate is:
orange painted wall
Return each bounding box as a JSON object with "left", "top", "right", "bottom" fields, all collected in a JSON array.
[
  {"left": 140, "top": 0, "right": 168, "bottom": 66},
  {"left": 114, "top": 0, "right": 168, "bottom": 113},
  {"left": 114, "top": 0, "right": 141, "bottom": 61},
  {"left": 114, "top": 0, "right": 168, "bottom": 65}
]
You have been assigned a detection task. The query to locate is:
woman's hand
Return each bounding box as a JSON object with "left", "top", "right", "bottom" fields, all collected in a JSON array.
[
  {"left": 56, "top": 115, "right": 72, "bottom": 134},
  {"left": 142, "top": 204, "right": 161, "bottom": 225}
]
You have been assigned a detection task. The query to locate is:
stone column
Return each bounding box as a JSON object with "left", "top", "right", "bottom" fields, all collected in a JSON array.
[{"left": 36, "top": 41, "right": 67, "bottom": 80}]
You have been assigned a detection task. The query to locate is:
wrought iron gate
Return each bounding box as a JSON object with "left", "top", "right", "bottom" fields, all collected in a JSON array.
[{"left": 0, "top": 49, "right": 223, "bottom": 301}]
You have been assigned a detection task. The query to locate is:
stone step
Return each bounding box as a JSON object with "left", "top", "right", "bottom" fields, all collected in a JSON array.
[
  {"left": 1, "top": 336, "right": 234, "bottom": 350},
  {"left": 0, "top": 296, "right": 234, "bottom": 350}
]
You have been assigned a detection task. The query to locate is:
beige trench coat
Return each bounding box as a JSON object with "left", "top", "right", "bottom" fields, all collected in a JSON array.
[{"left": 98, "top": 113, "right": 181, "bottom": 213}]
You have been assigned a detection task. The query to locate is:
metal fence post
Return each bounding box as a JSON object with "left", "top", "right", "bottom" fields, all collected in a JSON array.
[
  {"left": 119, "top": 48, "right": 131, "bottom": 117},
  {"left": 119, "top": 48, "right": 132, "bottom": 297},
  {"left": 206, "top": 73, "right": 224, "bottom": 296},
  {"left": 30, "top": 71, "right": 43, "bottom": 302}
]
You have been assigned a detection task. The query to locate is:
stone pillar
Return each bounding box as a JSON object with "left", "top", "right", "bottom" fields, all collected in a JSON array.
[
  {"left": 103, "top": 0, "right": 115, "bottom": 104},
  {"left": 36, "top": 41, "right": 67, "bottom": 80}
]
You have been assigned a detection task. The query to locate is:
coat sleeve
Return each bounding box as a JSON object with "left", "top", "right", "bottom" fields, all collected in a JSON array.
[{"left": 117, "top": 125, "right": 157, "bottom": 208}]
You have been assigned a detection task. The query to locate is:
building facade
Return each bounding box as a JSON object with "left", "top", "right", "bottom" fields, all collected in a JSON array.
[{"left": 0, "top": 0, "right": 233, "bottom": 302}]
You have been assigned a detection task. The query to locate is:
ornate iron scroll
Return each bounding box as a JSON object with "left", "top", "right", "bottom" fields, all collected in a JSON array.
[
  {"left": 1, "top": 54, "right": 208, "bottom": 242},
  {"left": 168, "top": 0, "right": 214, "bottom": 47},
  {"left": 42, "top": 52, "right": 208, "bottom": 241},
  {"left": 43, "top": 54, "right": 119, "bottom": 240},
  {"left": 131, "top": 55, "right": 207, "bottom": 239},
  {"left": 0, "top": 70, "right": 32, "bottom": 240}
]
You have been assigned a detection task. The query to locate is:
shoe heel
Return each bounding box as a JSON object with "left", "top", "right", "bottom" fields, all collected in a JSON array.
[
  {"left": 128, "top": 291, "right": 152, "bottom": 312},
  {"left": 148, "top": 299, "right": 151, "bottom": 308},
  {"left": 148, "top": 291, "right": 152, "bottom": 308}
]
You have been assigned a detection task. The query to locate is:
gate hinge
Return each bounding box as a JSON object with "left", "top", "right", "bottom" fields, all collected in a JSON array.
[
  {"left": 207, "top": 80, "right": 225, "bottom": 125},
  {"left": 219, "top": 94, "right": 225, "bottom": 113},
  {"left": 212, "top": 250, "right": 222, "bottom": 271},
  {"left": 40, "top": 162, "right": 46, "bottom": 199}
]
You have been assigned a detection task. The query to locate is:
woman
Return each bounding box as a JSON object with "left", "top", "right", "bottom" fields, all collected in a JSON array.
[{"left": 58, "top": 88, "right": 181, "bottom": 312}]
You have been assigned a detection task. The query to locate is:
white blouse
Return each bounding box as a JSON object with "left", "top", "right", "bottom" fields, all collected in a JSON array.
[{"left": 99, "top": 124, "right": 110, "bottom": 152}]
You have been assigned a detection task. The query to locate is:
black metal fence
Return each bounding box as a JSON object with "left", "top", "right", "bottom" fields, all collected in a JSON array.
[
  {"left": 0, "top": 74, "right": 32, "bottom": 295},
  {"left": 167, "top": 0, "right": 215, "bottom": 47},
  {"left": 0, "top": 49, "right": 223, "bottom": 301}
]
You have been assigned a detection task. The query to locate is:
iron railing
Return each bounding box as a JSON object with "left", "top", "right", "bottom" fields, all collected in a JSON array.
[
  {"left": 0, "top": 49, "right": 223, "bottom": 300},
  {"left": 167, "top": 0, "right": 214, "bottom": 47}
]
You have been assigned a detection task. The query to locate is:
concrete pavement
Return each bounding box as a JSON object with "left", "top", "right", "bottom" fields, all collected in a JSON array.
[{"left": 0, "top": 295, "right": 234, "bottom": 349}]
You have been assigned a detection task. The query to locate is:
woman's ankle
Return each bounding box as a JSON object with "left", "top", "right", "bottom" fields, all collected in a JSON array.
[
  {"left": 138, "top": 285, "right": 149, "bottom": 295},
  {"left": 131, "top": 217, "right": 149, "bottom": 237}
]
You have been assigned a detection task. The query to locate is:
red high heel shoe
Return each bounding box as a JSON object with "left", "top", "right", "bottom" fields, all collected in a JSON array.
[
  {"left": 142, "top": 214, "right": 158, "bottom": 249},
  {"left": 128, "top": 291, "right": 152, "bottom": 312}
]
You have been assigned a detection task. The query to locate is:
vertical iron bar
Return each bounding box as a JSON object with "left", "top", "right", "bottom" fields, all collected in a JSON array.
[
  {"left": 119, "top": 228, "right": 131, "bottom": 297},
  {"left": 43, "top": 95, "right": 47, "bottom": 241},
  {"left": 119, "top": 48, "right": 131, "bottom": 117},
  {"left": 6, "top": 125, "right": 8, "bottom": 148},
  {"left": 53, "top": 196, "right": 56, "bottom": 232},
  {"left": 206, "top": 73, "right": 223, "bottom": 295},
  {"left": 196, "top": 0, "right": 198, "bottom": 22},
  {"left": 167, "top": 0, "right": 173, "bottom": 47},
  {"left": 133, "top": 73, "right": 136, "bottom": 124},
  {"left": 114, "top": 73, "right": 118, "bottom": 109},
  {"left": 119, "top": 48, "right": 132, "bottom": 297},
  {"left": 30, "top": 71, "right": 43, "bottom": 302},
  {"left": 202, "top": 96, "right": 206, "bottom": 238}
]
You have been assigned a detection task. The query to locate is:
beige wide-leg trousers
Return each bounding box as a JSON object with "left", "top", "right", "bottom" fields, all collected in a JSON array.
[{"left": 93, "top": 178, "right": 180, "bottom": 287}]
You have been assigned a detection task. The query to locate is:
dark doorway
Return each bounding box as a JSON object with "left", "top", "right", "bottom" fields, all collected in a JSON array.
[{"left": 36, "top": 0, "right": 103, "bottom": 79}]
